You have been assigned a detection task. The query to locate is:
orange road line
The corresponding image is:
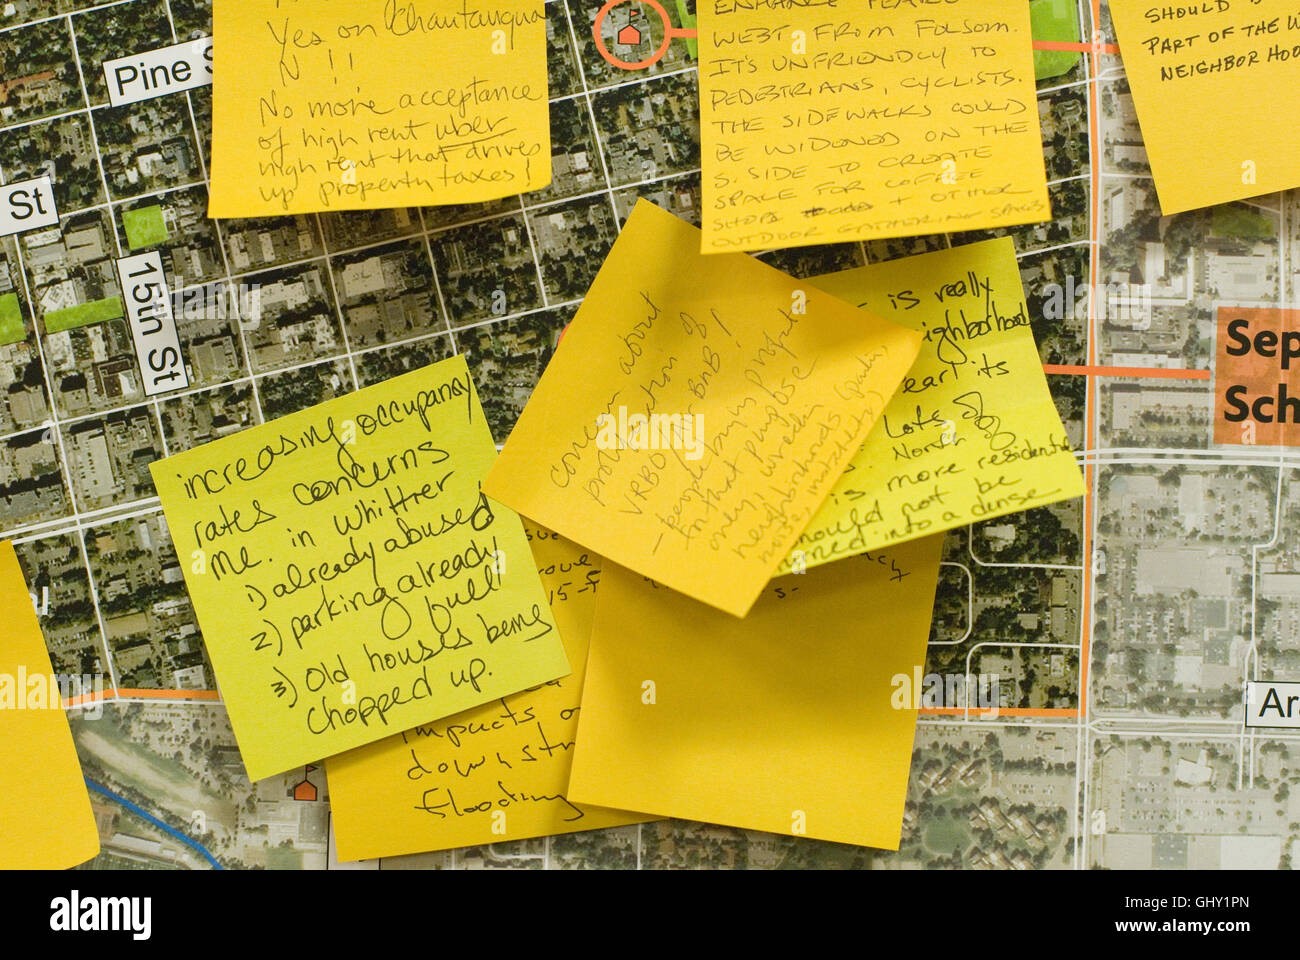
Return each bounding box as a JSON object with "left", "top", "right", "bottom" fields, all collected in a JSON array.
[
  {"left": 919, "top": 707, "right": 1080, "bottom": 718},
  {"left": 1033, "top": 40, "right": 1119, "bottom": 54},
  {"left": 64, "top": 687, "right": 221, "bottom": 706},
  {"left": 63, "top": 691, "right": 107, "bottom": 707},
  {"left": 1044, "top": 363, "right": 1212, "bottom": 380},
  {"left": 116, "top": 687, "right": 221, "bottom": 700}
]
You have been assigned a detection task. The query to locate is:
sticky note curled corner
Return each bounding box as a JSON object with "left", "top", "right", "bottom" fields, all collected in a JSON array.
[
  {"left": 483, "top": 199, "right": 922, "bottom": 618},
  {"left": 0, "top": 541, "right": 100, "bottom": 869},
  {"left": 327, "top": 524, "right": 649, "bottom": 861},
  {"left": 567, "top": 534, "right": 944, "bottom": 851}
]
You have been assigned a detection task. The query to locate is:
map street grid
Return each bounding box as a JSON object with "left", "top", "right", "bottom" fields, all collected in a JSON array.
[{"left": 0, "top": 0, "right": 1298, "bottom": 869}]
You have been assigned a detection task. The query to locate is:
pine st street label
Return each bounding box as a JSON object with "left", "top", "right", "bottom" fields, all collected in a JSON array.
[
  {"left": 1245, "top": 681, "right": 1300, "bottom": 728},
  {"left": 1215, "top": 307, "right": 1300, "bottom": 446},
  {"left": 0, "top": 176, "right": 58, "bottom": 238},
  {"left": 102, "top": 37, "right": 213, "bottom": 108},
  {"left": 114, "top": 252, "right": 190, "bottom": 397}
]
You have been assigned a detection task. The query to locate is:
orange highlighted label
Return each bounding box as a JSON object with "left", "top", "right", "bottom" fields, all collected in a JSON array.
[{"left": 1215, "top": 307, "right": 1300, "bottom": 447}]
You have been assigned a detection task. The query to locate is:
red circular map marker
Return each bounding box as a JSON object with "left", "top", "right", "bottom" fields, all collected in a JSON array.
[{"left": 593, "top": 0, "right": 695, "bottom": 71}]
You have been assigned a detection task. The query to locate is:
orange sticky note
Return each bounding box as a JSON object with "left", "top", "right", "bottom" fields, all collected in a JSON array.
[
  {"left": 568, "top": 536, "right": 944, "bottom": 850},
  {"left": 1110, "top": 0, "right": 1300, "bottom": 213},
  {"left": 209, "top": 0, "right": 551, "bottom": 216},
  {"left": 698, "top": 0, "right": 1051, "bottom": 251},
  {"left": 327, "top": 525, "right": 649, "bottom": 860},
  {"left": 483, "top": 200, "right": 922, "bottom": 617},
  {"left": 0, "top": 541, "right": 100, "bottom": 869}
]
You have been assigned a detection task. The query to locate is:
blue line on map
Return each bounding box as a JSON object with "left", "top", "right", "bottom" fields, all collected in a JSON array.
[{"left": 84, "top": 777, "right": 224, "bottom": 870}]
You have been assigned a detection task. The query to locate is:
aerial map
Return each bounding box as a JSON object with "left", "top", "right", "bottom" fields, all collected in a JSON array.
[{"left": 1, "top": 0, "right": 1296, "bottom": 870}]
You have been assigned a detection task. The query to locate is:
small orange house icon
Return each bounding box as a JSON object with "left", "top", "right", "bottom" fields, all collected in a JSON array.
[
  {"left": 292, "top": 764, "right": 319, "bottom": 801},
  {"left": 617, "top": 23, "right": 642, "bottom": 46}
]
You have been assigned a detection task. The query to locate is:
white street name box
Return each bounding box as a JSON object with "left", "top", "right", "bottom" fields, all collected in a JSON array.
[
  {"left": 115, "top": 252, "right": 190, "bottom": 397},
  {"left": 0, "top": 176, "right": 59, "bottom": 237},
  {"left": 1245, "top": 681, "right": 1300, "bottom": 728},
  {"left": 103, "top": 37, "right": 213, "bottom": 107}
]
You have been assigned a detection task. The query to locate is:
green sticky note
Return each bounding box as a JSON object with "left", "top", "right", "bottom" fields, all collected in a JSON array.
[
  {"left": 675, "top": 0, "right": 697, "bottom": 59},
  {"left": 123, "top": 204, "right": 168, "bottom": 249},
  {"left": 44, "top": 297, "right": 124, "bottom": 334},
  {"left": 1030, "top": 0, "right": 1081, "bottom": 81},
  {"left": 0, "top": 293, "right": 24, "bottom": 346}
]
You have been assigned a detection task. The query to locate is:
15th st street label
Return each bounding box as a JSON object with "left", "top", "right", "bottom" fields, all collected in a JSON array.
[{"left": 114, "top": 252, "right": 190, "bottom": 397}]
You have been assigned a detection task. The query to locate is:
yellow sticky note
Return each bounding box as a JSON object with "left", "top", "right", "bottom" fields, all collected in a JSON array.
[
  {"left": 149, "top": 356, "right": 570, "bottom": 781},
  {"left": 327, "top": 525, "right": 649, "bottom": 860},
  {"left": 779, "top": 237, "right": 1085, "bottom": 573},
  {"left": 568, "top": 535, "right": 944, "bottom": 850},
  {"left": 699, "top": 0, "right": 1051, "bottom": 252},
  {"left": 1109, "top": 0, "right": 1300, "bottom": 214},
  {"left": 0, "top": 542, "right": 100, "bottom": 869},
  {"left": 208, "top": 0, "right": 550, "bottom": 216},
  {"left": 483, "top": 200, "right": 922, "bottom": 618}
]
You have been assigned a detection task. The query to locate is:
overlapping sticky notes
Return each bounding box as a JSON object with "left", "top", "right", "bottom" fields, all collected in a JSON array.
[
  {"left": 327, "top": 525, "right": 648, "bottom": 860},
  {"left": 698, "top": 0, "right": 1050, "bottom": 252},
  {"left": 777, "top": 237, "right": 1084, "bottom": 574},
  {"left": 0, "top": 542, "right": 100, "bottom": 869},
  {"left": 208, "top": 0, "right": 550, "bottom": 216},
  {"left": 567, "top": 535, "right": 943, "bottom": 850},
  {"left": 149, "top": 356, "right": 569, "bottom": 780},
  {"left": 483, "top": 200, "right": 922, "bottom": 617},
  {"left": 1109, "top": 0, "right": 1300, "bottom": 214}
]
